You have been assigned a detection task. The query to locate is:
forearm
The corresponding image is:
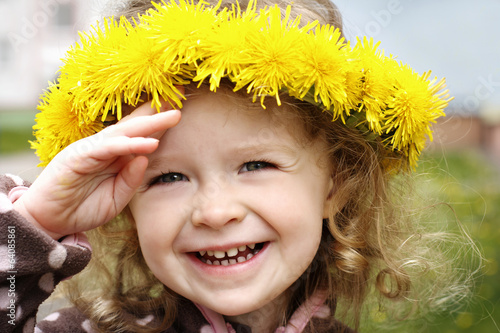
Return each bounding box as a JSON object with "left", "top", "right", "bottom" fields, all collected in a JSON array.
[{"left": 0, "top": 174, "right": 91, "bottom": 332}]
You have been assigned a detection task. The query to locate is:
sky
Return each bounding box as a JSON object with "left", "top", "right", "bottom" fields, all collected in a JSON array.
[{"left": 333, "top": 0, "right": 500, "bottom": 116}]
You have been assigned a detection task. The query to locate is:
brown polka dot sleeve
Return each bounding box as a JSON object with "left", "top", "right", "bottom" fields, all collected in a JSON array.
[{"left": 0, "top": 175, "right": 91, "bottom": 333}]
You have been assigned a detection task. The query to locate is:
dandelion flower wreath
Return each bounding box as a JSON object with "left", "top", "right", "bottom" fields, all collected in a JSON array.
[{"left": 31, "top": 0, "right": 451, "bottom": 169}]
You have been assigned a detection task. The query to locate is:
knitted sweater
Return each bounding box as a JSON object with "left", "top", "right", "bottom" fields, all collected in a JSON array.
[{"left": 0, "top": 174, "right": 354, "bottom": 332}]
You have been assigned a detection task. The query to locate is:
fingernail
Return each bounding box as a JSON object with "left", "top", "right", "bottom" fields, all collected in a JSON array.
[
  {"left": 156, "top": 109, "right": 178, "bottom": 115},
  {"left": 144, "top": 138, "right": 159, "bottom": 144}
]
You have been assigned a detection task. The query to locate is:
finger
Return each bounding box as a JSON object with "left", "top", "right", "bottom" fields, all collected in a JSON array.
[
  {"left": 118, "top": 99, "right": 160, "bottom": 123},
  {"left": 90, "top": 137, "right": 160, "bottom": 161},
  {"left": 52, "top": 111, "right": 179, "bottom": 175},
  {"left": 119, "top": 86, "right": 186, "bottom": 123},
  {"left": 104, "top": 109, "right": 181, "bottom": 138},
  {"left": 113, "top": 155, "right": 149, "bottom": 212},
  {"left": 58, "top": 137, "right": 157, "bottom": 176}
]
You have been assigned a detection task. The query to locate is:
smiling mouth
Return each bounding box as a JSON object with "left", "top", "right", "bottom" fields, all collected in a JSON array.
[{"left": 195, "top": 242, "right": 265, "bottom": 266}]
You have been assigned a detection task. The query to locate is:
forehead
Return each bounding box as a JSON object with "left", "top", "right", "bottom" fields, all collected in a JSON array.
[
  {"left": 179, "top": 85, "right": 310, "bottom": 140},
  {"left": 171, "top": 88, "right": 302, "bottom": 142}
]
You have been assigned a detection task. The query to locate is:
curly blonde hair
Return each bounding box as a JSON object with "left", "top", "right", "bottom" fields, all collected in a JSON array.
[{"left": 60, "top": 1, "right": 479, "bottom": 332}]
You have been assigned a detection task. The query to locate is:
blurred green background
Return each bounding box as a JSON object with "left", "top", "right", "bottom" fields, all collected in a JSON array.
[
  {"left": 0, "top": 110, "right": 35, "bottom": 154},
  {"left": 413, "top": 151, "right": 500, "bottom": 333},
  {"left": 360, "top": 149, "right": 500, "bottom": 332}
]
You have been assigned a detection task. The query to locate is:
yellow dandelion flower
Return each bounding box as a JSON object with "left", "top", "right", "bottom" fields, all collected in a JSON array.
[
  {"left": 91, "top": 19, "right": 189, "bottom": 119},
  {"left": 59, "top": 17, "right": 131, "bottom": 121},
  {"left": 409, "top": 137, "right": 427, "bottom": 168},
  {"left": 343, "top": 42, "right": 364, "bottom": 118},
  {"left": 61, "top": 15, "right": 190, "bottom": 123},
  {"left": 194, "top": 1, "right": 258, "bottom": 90},
  {"left": 232, "top": 5, "right": 304, "bottom": 106},
  {"left": 383, "top": 66, "right": 450, "bottom": 167},
  {"left": 352, "top": 37, "right": 395, "bottom": 134},
  {"left": 144, "top": 0, "right": 220, "bottom": 68},
  {"left": 292, "top": 24, "right": 350, "bottom": 120},
  {"left": 32, "top": 84, "right": 103, "bottom": 166}
]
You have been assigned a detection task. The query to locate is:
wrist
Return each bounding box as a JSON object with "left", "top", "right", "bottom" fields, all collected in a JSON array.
[{"left": 11, "top": 191, "right": 65, "bottom": 240}]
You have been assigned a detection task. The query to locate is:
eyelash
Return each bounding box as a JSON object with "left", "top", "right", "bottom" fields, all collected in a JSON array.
[
  {"left": 149, "top": 172, "right": 188, "bottom": 186},
  {"left": 149, "top": 160, "right": 276, "bottom": 186},
  {"left": 239, "top": 159, "right": 276, "bottom": 173}
]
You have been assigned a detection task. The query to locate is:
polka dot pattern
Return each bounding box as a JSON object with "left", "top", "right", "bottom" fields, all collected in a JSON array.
[
  {"left": 42, "top": 311, "right": 60, "bottom": 321},
  {"left": 81, "top": 319, "right": 96, "bottom": 333},
  {"left": 16, "top": 305, "right": 22, "bottom": 320},
  {"left": 0, "top": 175, "right": 95, "bottom": 333},
  {"left": 5, "top": 174, "right": 24, "bottom": 186},
  {"left": 0, "top": 287, "right": 11, "bottom": 310},
  {"left": 47, "top": 244, "right": 67, "bottom": 269},
  {"left": 0, "top": 192, "right": 13, "bottom": 213},
  {"left": 0, "top": 245, "right": 11, "bottom": 271},
  {"left": 201, "top": 325, "right": 216, "bottom": 333},
  {"left": 38, "top": 273, "right": 54, "bottom": 293}
]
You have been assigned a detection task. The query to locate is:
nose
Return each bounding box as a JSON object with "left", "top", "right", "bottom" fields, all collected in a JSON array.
[{"left": 191, "top": 183, "right": 247, "bottom": 230}]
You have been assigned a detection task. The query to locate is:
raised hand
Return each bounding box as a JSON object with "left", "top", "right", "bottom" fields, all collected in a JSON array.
[{"left": 13, "top": 101, "right": 181, "bottom": 239}]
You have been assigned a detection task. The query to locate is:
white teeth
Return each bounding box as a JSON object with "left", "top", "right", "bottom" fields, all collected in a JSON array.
[
  {"left": 202, "top": 252, "right": 256, "bottom": 266},
  {"left": 214, "top": 250, "right": 225, "bottom": 259},
  {"left": 200, "top": 243, "right": 261, "bottom": 266},
  {"left": 227, "top": 247, "right": 238, "bottom": 257}
]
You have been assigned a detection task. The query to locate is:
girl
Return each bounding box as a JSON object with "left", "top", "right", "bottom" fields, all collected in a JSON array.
[{"left": 0, "top": 0, "right": 476, "bottom": 332}]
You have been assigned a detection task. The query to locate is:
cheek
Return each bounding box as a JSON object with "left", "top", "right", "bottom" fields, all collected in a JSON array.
[
  {"left": 270, "top": 189, "right": 325, "bottom": 265},
  {"left": 134, "top": 214, "right": 180, "bottom": 280},
  {"left": 281, "top": 219, "right": 323, "bottom": 255},
  {"left": 130, "top": 196, "right": 181, "bottom": 254},
  {"left": 270, "top": 189, "right": 326, "bottom": 232},
  {"left": 278, "top": 220, "right": 323, "bottom": 285},
  {"left": 269, "top": 191, "right": 324, "bottom": 240}
]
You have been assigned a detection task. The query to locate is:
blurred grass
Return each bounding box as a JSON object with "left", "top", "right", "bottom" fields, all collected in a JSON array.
[
  {"left": 0, "top": 110, "right": 35, "bottom": 154},
  {"left": 415, "top": 150, "right": 500, "bottom": 333},
  {"left": 360, "top": 150, "right": 500, "bottom": 332}
]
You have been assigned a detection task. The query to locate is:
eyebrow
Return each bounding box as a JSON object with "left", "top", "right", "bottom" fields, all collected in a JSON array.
[
  {"left": 146, "top": 155, "right": 173, "bottom": 172},
  {"left": 145, "top": 142, "right": 299, "bottom": 171},
  {"left": 233, "top": 142, "right": 298, "bottom": 158}
]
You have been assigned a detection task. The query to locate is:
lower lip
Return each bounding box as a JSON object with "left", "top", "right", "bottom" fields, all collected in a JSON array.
[{"left": 187, "top": 242, "right": 270, "bottom": 276}]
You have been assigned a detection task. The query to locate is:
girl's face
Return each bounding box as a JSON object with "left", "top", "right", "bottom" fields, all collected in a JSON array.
[{"left": 129, "top": 91, "right": 333, "bottom": 319}]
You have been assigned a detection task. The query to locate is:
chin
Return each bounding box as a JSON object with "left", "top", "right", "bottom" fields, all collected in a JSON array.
[{"left": 209, "top": 302, "right": 259, "bottom": 316}]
